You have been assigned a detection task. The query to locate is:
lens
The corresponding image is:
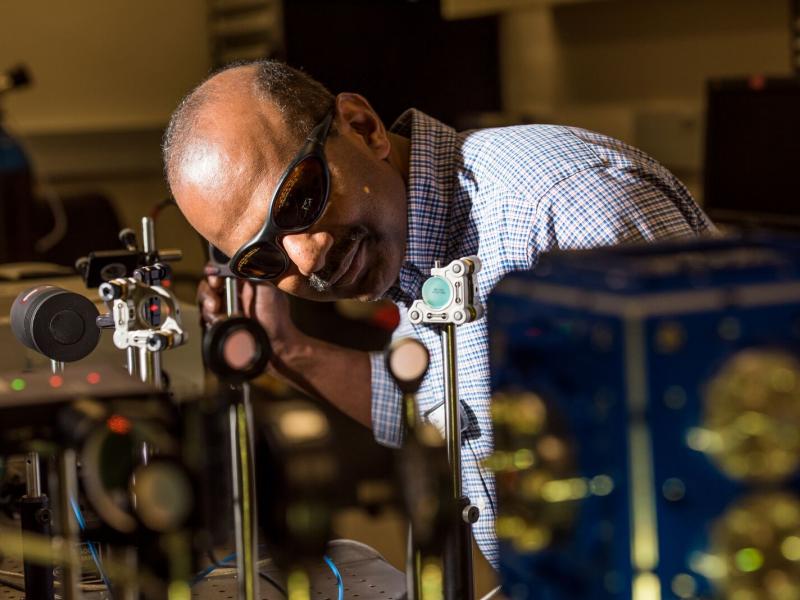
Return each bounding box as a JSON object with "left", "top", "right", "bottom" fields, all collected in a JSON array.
[
  {"left": 223, "top": 329, "right": 258, "bottom": 370},
  {"left": 273, "top": 156, "right": 327, "bottom": 229},
  {"left": 235, "top": 241, "right": 286, "bottom": 279}
]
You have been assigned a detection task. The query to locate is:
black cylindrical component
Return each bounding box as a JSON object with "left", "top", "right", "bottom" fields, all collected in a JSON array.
[
  {"left": 20, "top": 495, "right": 54, "bottom": 600},
  {"left": 99, "top": 281, "right": 124, "bottom": 301},
  {"left": 443, "top": 495, "right": 475, "bottom": 600},
  {"left": 10, "top": 286, "right": 101, "bottom": 362},
  {"left": 202, "top": 316, "right": 271, "bottom": 384}
]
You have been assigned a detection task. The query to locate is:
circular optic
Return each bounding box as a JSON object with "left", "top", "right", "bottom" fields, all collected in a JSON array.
[
  {"left": 132, "top": 461, "right": 193, "bottom": 532},
  {"left": 223, "top": 329, "right": 258, "bottom": 371},
  {"left": 202, "top": 316, "right": 271, "bottom": 384},
  {"left": 421, "top": 276, "right": 452, "bottom": 310},
  {"left": 387, "top": 338, "right": 430, "bottom": 386},
  {"left": 702, "top": 349, "right": 800, "bottom": 483}
]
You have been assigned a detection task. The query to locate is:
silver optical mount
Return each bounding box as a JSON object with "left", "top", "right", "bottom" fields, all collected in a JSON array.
[
  {"left": 100, "top": 274, "right": 187, "bottom": 354},
  {"left": 408, "top": 256, "right": 483, "bottom": 326},
  {"left": 96, "top": 216, "right": 187, "bottom": 389},
  {"left": 408, "top": 255, "right": 483, "bottom": 600}
]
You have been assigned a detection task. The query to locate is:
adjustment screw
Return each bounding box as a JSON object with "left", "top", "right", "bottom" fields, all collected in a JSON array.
[
  {"left": 36, "top": 508, "right": 52, "bottom": 525},
  {"left": 147, "top": 334, "right": 169, "bottom": 351},
  {"left": 462, "top": 505, "right": 480, "bottom": 523}
]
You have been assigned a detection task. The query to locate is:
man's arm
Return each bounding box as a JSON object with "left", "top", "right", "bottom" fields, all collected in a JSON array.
[
  {"left": 199, "top": 276, "right": 406, "bottom": 444},
  {"left": 270, "top": 333, "right": 373, "bottom": 427}
]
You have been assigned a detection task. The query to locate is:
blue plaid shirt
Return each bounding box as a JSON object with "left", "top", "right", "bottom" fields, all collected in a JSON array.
[{"left": 369, "top": 109, "right": 714, "bottom": 568}]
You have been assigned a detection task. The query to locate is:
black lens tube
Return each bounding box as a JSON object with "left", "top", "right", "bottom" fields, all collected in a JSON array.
[
  {"left": 202, "top": 316, "right": 271, "bottom": 384},
  {"left": 10, "top": 286, "right": 101, "bottom": 362}
]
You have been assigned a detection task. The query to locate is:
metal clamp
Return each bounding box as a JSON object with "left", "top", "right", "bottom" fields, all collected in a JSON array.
[{"left": 408, "top": 257, "right": 483, "bottom": 326}]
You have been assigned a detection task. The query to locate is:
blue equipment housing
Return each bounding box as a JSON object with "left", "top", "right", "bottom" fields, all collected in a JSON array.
[{"left": 488, "top": 236, "right": 800, "bottom": 600}]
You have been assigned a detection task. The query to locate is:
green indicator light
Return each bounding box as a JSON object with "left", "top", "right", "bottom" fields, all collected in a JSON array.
[
  {"left": 422, "top": 276, "right": 452, "bottom": 310},
  {"left": 10, "top": 378, "right": 26, "bottom": 392}
]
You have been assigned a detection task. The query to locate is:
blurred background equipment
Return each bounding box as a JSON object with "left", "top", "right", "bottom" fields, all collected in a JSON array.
[
  {"left": 703, "top": 76, "right": 800, "bottom": 229},
  {"left": 281, "top": 0, "right": 500, "bottom": 127},
  {"left": 487, "top": 235, "right": 800, "bottom": 600},
  {"left": 0, "top": 64, "right": 35, "bottom": 263}
]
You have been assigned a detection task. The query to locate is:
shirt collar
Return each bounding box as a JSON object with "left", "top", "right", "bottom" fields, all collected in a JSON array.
[{"left": 388, "top": 109, "right": 458, "bottom": 303}]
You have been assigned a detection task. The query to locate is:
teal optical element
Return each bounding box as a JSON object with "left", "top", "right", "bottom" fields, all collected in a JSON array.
[
  {"left": 409, "top": 257, "right": 483, "bottom": 327},
  {"left": 422, "top": 276, "right": 452, "bottom": 310}
]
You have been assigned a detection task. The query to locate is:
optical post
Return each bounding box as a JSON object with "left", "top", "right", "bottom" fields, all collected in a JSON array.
[
  {"left": 214, "top": 252, "right": 260, "bottom": 600},
  {"left": 409, "top": 257, "right": 483, "bottom": 600}
]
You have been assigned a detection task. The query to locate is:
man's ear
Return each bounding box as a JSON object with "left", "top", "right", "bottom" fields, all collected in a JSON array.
[{"left": 334, "top": 92, "right": 391, "bottom": 160}]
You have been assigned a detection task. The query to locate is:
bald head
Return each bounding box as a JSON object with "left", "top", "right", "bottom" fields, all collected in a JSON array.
[
  {"left": 163, "top": 60, "right": 334, "bottom": 193},
  {"left": 162, "top": 61, "right": 335, "bottom": 247}
]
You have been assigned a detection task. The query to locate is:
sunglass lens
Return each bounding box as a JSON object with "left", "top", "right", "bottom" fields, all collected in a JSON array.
[
  {"left": 273, "top": 156, "right": 327, "bottom": 229},
  {"left": 234, "top": 242, "right": 287, "bottom": 279}
]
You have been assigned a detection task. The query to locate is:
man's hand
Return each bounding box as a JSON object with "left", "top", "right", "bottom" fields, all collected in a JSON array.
[
  {"left": 239, "top": 279, "right": 302, "bottom": 355},
  {"left": 197, "top": 268, "right": 302, "bottom": 356},
  {"left": 196, "top": 266, "right": 372, "bottom": 427},
  {"left": 197, "top": 271, "right": 226, "bottom": 326}
]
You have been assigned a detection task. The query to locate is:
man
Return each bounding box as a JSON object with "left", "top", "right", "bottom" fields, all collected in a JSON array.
[{"left": 163, "top": 60, "right": 714, "bottom": 568}]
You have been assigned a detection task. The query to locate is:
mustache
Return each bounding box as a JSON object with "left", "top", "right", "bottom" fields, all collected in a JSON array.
[{"left": 308, "top": 227, "right": 368, "bottom": 293}]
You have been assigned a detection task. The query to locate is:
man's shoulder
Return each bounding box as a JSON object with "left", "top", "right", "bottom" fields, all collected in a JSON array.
[
  {"left": 456, "top": 123, "right": 613, "bottom": 197},
  {"left": 453, "top": 122, "right": 685, "bottom": 206}
]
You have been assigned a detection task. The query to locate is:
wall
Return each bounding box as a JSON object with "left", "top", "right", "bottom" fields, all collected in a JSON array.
[
  {"left": 500, "top": 0, "right": 793, "bottom": 198},
  {"left": 0, "top": 1, "right": 211, "bottom": 277}
]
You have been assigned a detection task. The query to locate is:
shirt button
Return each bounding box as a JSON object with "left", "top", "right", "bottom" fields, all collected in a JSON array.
[{"left": 477, "top": 498, "right": 486, "bottom": 512}]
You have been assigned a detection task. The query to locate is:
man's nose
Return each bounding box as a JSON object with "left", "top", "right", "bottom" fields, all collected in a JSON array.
[{"left": 281, "top": 230, "right": 335, "bottom": 277}]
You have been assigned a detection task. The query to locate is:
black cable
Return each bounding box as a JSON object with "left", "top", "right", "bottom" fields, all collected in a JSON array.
[
  {"left": 150, "top": 197, "right": 177, "bottom": 220},
  {"left": 258, "top": 571, "right": 287, "bottom": 597}
]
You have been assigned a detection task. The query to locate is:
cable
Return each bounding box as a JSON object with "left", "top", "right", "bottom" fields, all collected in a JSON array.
[
  {"left": 259, "top": 570, "right": 288, "bottom": 597},
  {"left": 190, "top": 551, "right": 236, "bottom": 586},
  {"left": 194, "top": 550, "right": 287, "bottom": 596},
  {"left": 479, "top": 585, "right": 503, "bottom": 600},
  {"left": 150, "top": 197, "right": 176, "bottom": 220},
  {"left": 207, "top": 549, "right": 235, "bottom": 568},
  {"left": 323, "top": 555, "right": 344, "bottom": 600},
  {"left": 70, "top": 497, "right": 113, "bottom": 595}
]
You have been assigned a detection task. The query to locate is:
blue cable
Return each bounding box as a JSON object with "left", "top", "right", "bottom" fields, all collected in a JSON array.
[
  {"left": 69, "top": 497, "right": 113, "bottom": 594},
  {"left": 190, "top": 551, "right": 236, "bottom": 586},
  {"left": 324, "top": 555, "right": 344, "bottom": 600}
]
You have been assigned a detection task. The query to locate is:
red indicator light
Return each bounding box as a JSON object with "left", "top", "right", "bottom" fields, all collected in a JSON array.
[
  {"left": 107, "top": 415, "right": 131, "bottom": 435},
  {"left": 162, "top": 279, "right": 172, "bottom": 288},
  {"left": 86, "top": 372, "right": 101, "bottom": 385},
  {"left": 149, "top": 304, "right": 159, "bottom": 313},
  {"left": 49, "top": 375, "right": 64, "bottom": 388}
]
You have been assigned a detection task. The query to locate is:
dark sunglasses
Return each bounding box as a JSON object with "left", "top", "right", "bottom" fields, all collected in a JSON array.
[{"left": 228, "top": 108, "right": 335, "bottom": 280}]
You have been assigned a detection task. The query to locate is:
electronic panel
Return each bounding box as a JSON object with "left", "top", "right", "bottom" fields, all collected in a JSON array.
[{"left": 488, "top": 236, "right": 800, "bottom": 599}]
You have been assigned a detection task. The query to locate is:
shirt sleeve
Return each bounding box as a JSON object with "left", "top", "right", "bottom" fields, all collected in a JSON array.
[
  {"left": 529, "top": 163, "right": 716, "bottom": 260},
  {"left": 369, "top": 302, "right": 416, "bottom": 448}
]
